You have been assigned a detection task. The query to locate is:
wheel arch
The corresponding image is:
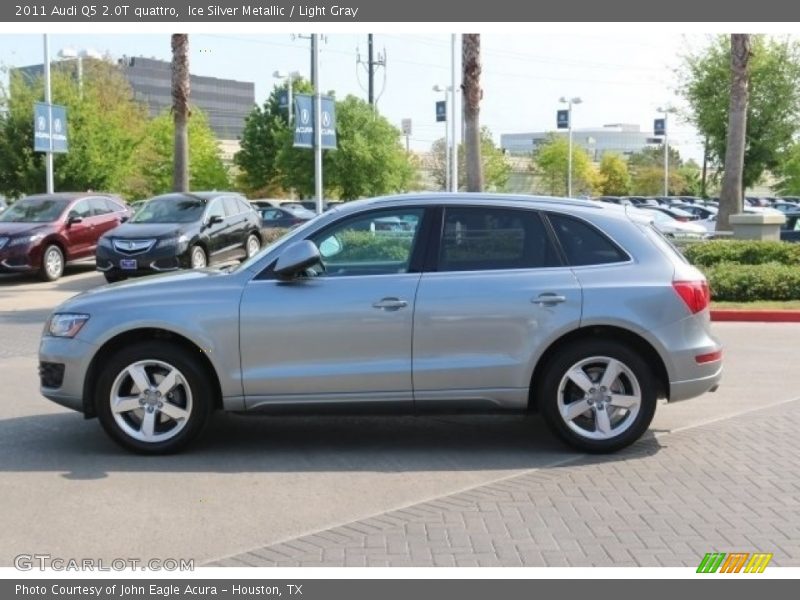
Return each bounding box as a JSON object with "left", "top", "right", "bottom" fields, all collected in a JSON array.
[
  {"left": 528, "top": 325, "right": 670, "bottom": 411},
  {"left": 82, "top": 327, "right": 223, "bottom": 418}
]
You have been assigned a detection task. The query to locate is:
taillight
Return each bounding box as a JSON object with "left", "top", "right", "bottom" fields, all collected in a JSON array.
[
  {"left": 673, "top": 280, "right": 710, "bottom": 314},
  {"left": 676, "top": 216, "right": 689, "bottom": 222},
  {"left": 695, "top": 350, "right": 722, "bottom": 364}
]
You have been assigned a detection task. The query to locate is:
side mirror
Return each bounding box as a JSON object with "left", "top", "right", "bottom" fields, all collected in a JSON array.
[
  {"left": 67, "top": 214, "right": 83, "bottom": 225},
  {"left": 274, "top": 240, "right": 321, "bottom": 278},
  {"left": 207, "top": 215, "right": 224, "bottom": 226},
  {"left": 120, "top": 215, "right": 130, "bottom": 223}
]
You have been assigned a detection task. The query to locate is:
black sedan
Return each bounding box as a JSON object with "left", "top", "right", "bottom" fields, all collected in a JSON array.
[
  {"left": 96, "top": 192, "right": 262, "bottom": 282},
  {"left": 258, "top": 206, "right": 316, "bottom": 229}
]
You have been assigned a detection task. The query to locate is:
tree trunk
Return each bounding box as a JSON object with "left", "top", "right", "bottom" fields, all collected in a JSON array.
[
  {"left": 462, "top": 34, "right": 483, "bottom": 192},
  {"left": 171, "top": 34, "right": 190, "bottom": 192},
  {"left": 717, "top": 34, "right": 751, "bottom": 231}
]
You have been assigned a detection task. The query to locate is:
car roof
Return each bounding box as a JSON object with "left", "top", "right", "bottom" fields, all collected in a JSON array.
[{"left": 20, "top": 192, "right": 111, "bottom": 202}]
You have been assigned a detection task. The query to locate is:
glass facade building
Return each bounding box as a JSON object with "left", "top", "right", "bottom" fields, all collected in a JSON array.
[{"left": 501, "top": 124, "right": 660, "bottom": 161}]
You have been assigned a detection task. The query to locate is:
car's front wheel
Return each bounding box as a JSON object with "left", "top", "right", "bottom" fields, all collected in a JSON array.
[
  {"left": 245, "top": 233, "right": 261, "bottom": 258},
  {"left": 39, "top": 244, "right": 64, "bottom": 282},
  {"left": 95, "top": 342, "right": 214, "bottom": 454},
  {"left": 537, "top": 339, "right": 657, "bottom": 453},
  {"left": 189, "top": 245, "right": 207, "bottom": 269}
]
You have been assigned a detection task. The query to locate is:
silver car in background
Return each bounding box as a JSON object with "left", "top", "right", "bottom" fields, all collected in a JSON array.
[{"left": 38, "top": 194, "right": 722, "bottom": 454}]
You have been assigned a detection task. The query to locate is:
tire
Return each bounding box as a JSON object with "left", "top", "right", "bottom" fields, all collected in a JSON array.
[
  {"left": 103, "top": 271, "right": 126, "bottom": 284},
  {"left": 245, "top": 233, "right": 261, "bottom": 259},
  {"left": 536, "top": 339, "right": 657, "bottom": 453},
  {"left": 189, "top": 245, "right": 207, "bottom": 269},
  {"left": 39, "top": 244, "right": 64, "bottom": 282},
  {"left": 95, "top": 341, "right": 215, "bottom": 454}
]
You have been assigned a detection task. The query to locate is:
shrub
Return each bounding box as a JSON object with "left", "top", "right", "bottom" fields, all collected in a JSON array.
[
  {"left": 683, "top": 240, "right": 800, "bottom": 266},
  {"left": 704, "top": 263, "right": 800, "bottom": 301}
]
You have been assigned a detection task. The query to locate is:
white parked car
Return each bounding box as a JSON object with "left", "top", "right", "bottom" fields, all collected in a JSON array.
[{"left": 639, "top": 209, "right": 707, "bottom": 238}]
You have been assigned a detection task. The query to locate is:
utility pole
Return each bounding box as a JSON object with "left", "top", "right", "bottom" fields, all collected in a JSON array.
[
  {"left": 312, "top": 34, "right": 323, "bottom": 215},
  {"left": 368, "top": 34, "right": 374, "bottom": 107},
  {"left": 43, "top": 34, "right": 54, "bottom": 194}
]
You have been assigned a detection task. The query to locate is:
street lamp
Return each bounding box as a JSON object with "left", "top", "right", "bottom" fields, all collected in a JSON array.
[
  {"left": 57, "top": 47, "right": 101, "bottom": 96},
  {"left": 433, "top": 84, "right": 452, "bottom": 192},
  {"left": 657, "top": 106, "right": 678, "bottom": 197},
  {"left": 559, "top": 96, "right": 582, "bottom": 198},
  {"left": 273, "top": 70, "right": 302, "bottom": 125}
]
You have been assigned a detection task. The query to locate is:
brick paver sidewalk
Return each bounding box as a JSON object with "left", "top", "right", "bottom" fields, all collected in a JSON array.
[{"left": 209, "top": 399, "right": 800, "bottom": 567}]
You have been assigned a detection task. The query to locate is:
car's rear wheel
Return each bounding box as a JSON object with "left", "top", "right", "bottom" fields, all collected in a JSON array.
[
  {"left": 95, "top": 342, "right": 214, "bottom": 454},
  {"left": 245, "top": 233, "right": 260, "bottom": 258},
  {"left": 537, "top": 339, "right": 657, "bottom": 453},
  {"left": 189, "top": 245, "right": 207, "bottom": 269},
  {"left": 39, "top": 244, "right": 64, "bottom": 282}
]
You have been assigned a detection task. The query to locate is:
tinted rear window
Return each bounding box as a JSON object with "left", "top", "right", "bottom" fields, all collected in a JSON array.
[
  {"left": 547, "top": 213, "right": 629, "bottom": 266},
  {"left": 439, "top": 207, "right": 559, "bottom": 271}
]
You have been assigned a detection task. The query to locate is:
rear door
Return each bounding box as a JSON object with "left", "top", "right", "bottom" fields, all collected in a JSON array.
[
  {"left": 412, "top": 205, "right": 583, "bottom": 411},
  {"left": 223, "top": 196, "right": 248, "bottom": 257}
]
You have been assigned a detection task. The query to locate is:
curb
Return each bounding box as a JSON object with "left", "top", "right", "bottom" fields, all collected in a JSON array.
[{"left": 711, "top": 310, "right": 800, "bottom": 323}]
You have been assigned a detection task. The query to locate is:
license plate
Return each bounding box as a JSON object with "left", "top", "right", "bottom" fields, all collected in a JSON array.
[{"left": 120, "top": 259, "right": 137, "bottom": 270}]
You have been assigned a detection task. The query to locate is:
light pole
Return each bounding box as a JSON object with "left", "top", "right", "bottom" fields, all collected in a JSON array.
[
  {"left": 450, "top": 34, "right": 458, "bottom": 193},
  {"left": 657, "top": 106, "right": 677, "bottom": 197},
  {"left": 312, "top": 34, "right": 323, "bottom": 215},
  {"left": 433, "top": 84, "right": 451, "bottom": 192},
  {"left": 43, "top": 34, "right": 53, "bottom": 194},
  {"left": 57, "top": 47, "right": 101, "bottom": 97},
  {"left": 559, "top": 96, "right": 582, "bottom": 197},
  {"left": 272, "top": 70, "right": 301, "bottom": 125}
]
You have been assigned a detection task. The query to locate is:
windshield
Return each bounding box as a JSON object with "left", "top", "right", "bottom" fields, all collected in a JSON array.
[
  {"left": 131, "top": 195, "right": 207, "bottom": 224},
  {"left": 0, "top": 198, "right": 69, "bottom": 223}
]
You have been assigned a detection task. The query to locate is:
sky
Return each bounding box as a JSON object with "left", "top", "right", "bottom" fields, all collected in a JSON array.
[{"left": 0, "top": 31, "right": 726, "bottom": 162}]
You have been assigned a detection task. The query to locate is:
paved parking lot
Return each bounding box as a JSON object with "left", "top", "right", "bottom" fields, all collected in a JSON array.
[{"left": 0, "top": 268, "right": 798, "bottom": 567}]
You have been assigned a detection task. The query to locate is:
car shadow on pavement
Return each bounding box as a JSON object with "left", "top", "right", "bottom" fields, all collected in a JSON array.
[
  {"left": 0, "top": 263, "right": 98, "bottom": 288},
  {"left": 0, "top": 410, "right": 664, "bottom": 479}
]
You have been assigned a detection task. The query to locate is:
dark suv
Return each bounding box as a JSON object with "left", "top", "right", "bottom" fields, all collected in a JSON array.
[
  {"left": 96, "top": 191, "right": 263, "bottom": 283},
  {"left": 0, "top": 192, "right": 131, "bottom": 281}
]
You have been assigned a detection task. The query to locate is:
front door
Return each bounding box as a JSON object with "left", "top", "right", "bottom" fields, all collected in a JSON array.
[{"left": 239, "top": 207, "right": 428, "bottom": 412}]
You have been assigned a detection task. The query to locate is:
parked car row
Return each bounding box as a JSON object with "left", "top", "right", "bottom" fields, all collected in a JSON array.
[{"left": 0, "top": 191, "right": 321, "bottom": 282}]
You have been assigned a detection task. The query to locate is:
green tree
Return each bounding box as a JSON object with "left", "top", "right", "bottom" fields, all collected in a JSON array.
[
  {"left": 234, "top": 78, "right": 314, "bottom": 196},
  {"left": 680, "top": 35, "right": 800, "bottom": 190},
  {"left": 776, "top": 143, "right": 800, "bottom": 194},
  {"left": 239, "top": 89, "right": 417, "bottom": 200},
  {"left": 0, "top": 60, "right": 148, "bottom": 198},
  {"left": 597, "top": 153, "right": 631, "bottom": 196},
  {"left": 533, "top": 134, "right": 597, "bottom": 196},
  {"left": 627, "top": 144, "right": 687, "bottom": 195},
  {"left": 128, "top": 108, "right": 230, "bottom": 197},
  {"left": 430, "top": 127, "right": 510, "bottom": 192}
]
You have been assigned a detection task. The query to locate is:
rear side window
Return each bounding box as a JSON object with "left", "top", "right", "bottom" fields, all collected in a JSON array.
[
  {"left": 439, "top": 207, "right": 559, "bottom": 271},
  {"left": 547, "top": 213, "right": 628, "bottom": 266}
]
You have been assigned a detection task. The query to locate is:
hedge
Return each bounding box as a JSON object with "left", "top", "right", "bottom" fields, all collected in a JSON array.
[
  {"left": 703, "top": 263, "right": 800, "bottom": 301},
  {"left": 682, "top": 240, "right": 800, "bottom": 267}
]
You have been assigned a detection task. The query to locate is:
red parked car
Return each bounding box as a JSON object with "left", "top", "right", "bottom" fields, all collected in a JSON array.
[{"left": 0, "top": 192, "right": 132, "bottom": 281}]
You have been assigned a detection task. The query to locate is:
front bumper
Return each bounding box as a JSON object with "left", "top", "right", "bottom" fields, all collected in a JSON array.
[
  {"left": 38, "top": 335, "right": 98, "bottom": 414},
  {"left": 96, "top": 244, "right": 188, "bottom": 277},
  {"left": 0, "top": 245, "right": 37, "bottom": 272}
]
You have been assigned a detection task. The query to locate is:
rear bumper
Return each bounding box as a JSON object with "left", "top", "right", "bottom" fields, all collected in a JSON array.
[{"left": 668, "top": 362, "right": 723, "bottom": 402}]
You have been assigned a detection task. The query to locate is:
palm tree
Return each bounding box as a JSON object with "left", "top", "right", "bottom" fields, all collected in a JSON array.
[
  {"left": 717, "top": 34, "right": 751, "bottom": 231},
  {"left": 462, "top": 34, "right": 483, "bottom": 192},
  {"left": 171, "top": 34, "right": 190, "bottom": 192}
]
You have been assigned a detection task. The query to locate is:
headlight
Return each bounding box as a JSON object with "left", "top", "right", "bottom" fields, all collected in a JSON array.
[
  {"left": 46, "top": 313, "right": 90, "bottom": 338},
  {"left": 9, "top": 233, "right": 45, "bottom": 247},
  {"left": 158, "top": 234, "right": 188, "bottom": 249}
]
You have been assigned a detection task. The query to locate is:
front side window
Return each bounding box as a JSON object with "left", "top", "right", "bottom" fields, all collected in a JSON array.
[
  {"left": 223, "top": 197, "right": 242, "bottom": 217},
  {"left": 70, "top": 200, "right": 93, "bottom": 220},
  {"left": 205, "top": 199, "right": 225, "bottom": 221},
  {"left": 439, "top": 207, "right": 558, "bottom": 272},
  {"left": 310, "top": 209, "right": 424, "bottom": 277}
]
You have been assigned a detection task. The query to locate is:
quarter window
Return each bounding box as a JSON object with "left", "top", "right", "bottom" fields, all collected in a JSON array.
[
  {"left": 547, "top": 213, "right": 628, "bottom": 266},
  {"left": 438, "top": 207, "right": 558, "bottom": 271}
]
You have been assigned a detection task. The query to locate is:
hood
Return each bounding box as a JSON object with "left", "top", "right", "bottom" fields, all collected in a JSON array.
[
  {"left": 104, "top": 222, "right": 187, "bottom": 239},
  {"left": 0, "top": 222, "right": 55, "bottom": 237}
]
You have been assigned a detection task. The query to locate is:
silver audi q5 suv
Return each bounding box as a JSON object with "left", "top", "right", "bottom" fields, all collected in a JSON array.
[{"left": 39, "top": 194, "right": 722, "bottom": 454}]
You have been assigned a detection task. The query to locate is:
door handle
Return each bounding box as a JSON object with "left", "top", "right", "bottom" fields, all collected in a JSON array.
[
  {"left": 372, "top": 297, "right": 408, "bottom": 310},
  {"left": 532, "top": 293, "right": 567, "bottom": 305}
]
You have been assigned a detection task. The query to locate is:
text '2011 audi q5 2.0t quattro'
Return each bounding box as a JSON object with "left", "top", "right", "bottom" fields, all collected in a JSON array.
[{"left": 39, "top": 194, "right": 722, "bottom": 454}]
